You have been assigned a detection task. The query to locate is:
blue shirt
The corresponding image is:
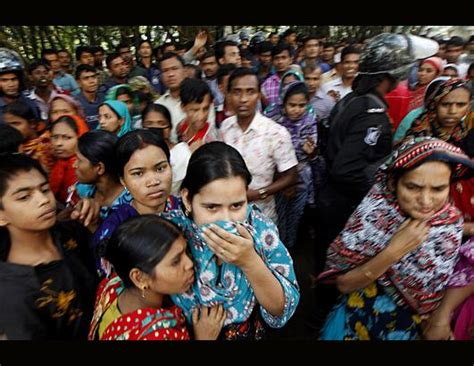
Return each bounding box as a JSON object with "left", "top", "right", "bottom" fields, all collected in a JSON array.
[
  {"left": 75, "top": 91, "right": 105, "bottom": 129},
  {"left": 137, "top": 61, "right": 165, "bottom": 94},
  {"left": 53, "top": 71, "right": 80, "bottom": 96}
]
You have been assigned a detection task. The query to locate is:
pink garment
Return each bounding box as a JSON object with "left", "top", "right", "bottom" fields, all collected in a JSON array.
[{"left": 385, "top": 80, "right": 410, "bottom": 131}]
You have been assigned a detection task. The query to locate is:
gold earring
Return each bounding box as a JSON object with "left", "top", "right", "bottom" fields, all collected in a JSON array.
[
  {"left": 184, "top": 207, "right": 191, "bottom": 216},
  {"left": 141, "top": 286, "right": 148, "bottom": 298}
]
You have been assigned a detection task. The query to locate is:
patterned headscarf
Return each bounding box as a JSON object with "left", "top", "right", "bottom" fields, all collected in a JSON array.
[
  {"left": 97, "top": 100, "right": 133, "bottom": 137},
  {"left": 406, "top": 78, "right": 472, "bottom": 144},
  {"left": 48, "top": 94, "right": 86, "bottom": 121},
  {"left": 319, "top": 137, "right": 474, "bottom": 314}
]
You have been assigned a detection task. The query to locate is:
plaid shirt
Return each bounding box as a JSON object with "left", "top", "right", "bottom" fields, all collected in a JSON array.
[{"left": 261, "top": 73, "right": 281, "bottom": 106}]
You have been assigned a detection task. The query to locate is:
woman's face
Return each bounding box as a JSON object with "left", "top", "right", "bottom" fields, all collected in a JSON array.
[
  {"left": 396, "top": 161, "right": 451, "bottom": 220},
  {"left": 50, "top": 99, "right": 77, "bottom": 122},
  {"left": 98, "top": 105, "right": 123, "bottom": 135},
  {"left": 142, "top": 110, "right": 171, "bottom": 142},
  {"left": 436, "top": 88, "right": 471, "bottom": 129},
  {"left": 73, "top": 150, "right": 99, "bottom": 184},
  {"left": 417, "top": 62, "right": 438, "bottom": 86},
  {"left": 121, "top": 144, "right": 172, "bottom": 214},
  {"left": 284, "top": 93, "right": 308, "bottom": 121},
  {"left": 183, "top": 176, "right": 248, "bottom": 226},
  {"left": 117, "top": 94, "right": 134, "bottom": 115},
  {"left": 146, "top": 235, "right": 194, "bottom": 295},
  {"left": 50, "top": 121, "right": 78, "bottom": 159},
  {"left": 3, "top": 113, "right": 36, "bottom": 139}
]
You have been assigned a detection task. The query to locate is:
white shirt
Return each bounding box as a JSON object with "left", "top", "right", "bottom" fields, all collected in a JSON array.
[
  {"left": 170, "top": 142, "right": 192, "bottom": 195},
  {"left": 220, "top": 112, "right": 298, "bottom": 223},
  {"left": 321, "top": 77, "right": 353, "bottom": 101}
]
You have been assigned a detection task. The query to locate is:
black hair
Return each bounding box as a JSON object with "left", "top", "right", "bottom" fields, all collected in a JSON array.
[
  {"left": 200, "top": 50, "right": 216, "bottom": 62},
  {"left": 51, "top": 115, "right": 79, "bottom": 135},
  {"left": 227, "top": 67, "right": 260, "bottom": 92},
  {"left": 323, "top": 41, "right": 335, "bottom": 49},
  {"left": 159, "top": 52, "right": 185, "bottom": 68},
  {"left": 103, "top": 215, "right": 182, "bottom": 288},
  {"left": 160, "top": 42, "right": 176, "bottom": 53},
  {"left": 89, "top": 46, "right": 104, "bottom": 54},
  {"left": 180, "top": 78, "right": 211, "bottom": 105},
  {"left": 106, "top": 53, "right": 123, "bottom": 69},
  {"left": 175, "top": 43, "right": 186, "bottom": 51},
  {"left": 141, "top": 104, "right": 171, "bottom": 127},
  {"left": 282, "top": 28, "right": 296, "bottom": 38},
  {"left": 115, "top": 42, "right": 131, "bottom": 53},
  {"left": 447, "top": 36, "right": 465, "bottom": 48},
  {"left": 28, "top": 59, "right": 50, "bottom": 74},
  {"left": 283, "top": 82, "right": 309, "bottom": 104},
  {"left": 137, "top": 39, "right": 153, "bottom": 49},
  {"left": 75, "top": 46, "right": 93, "bottom": 61},
  {"left": 468, "top": 63, "right": 474, "bottom": 75},
  {"left": 181, "top": 141, "right": 252, "bottom": 201},
  {"left": 75, "top": 64, "right": 97, "bottom": 80},
  {"left": 0, "top": 153, "right": 47, "bottom": 209},
  {"left": 115, "top": 129, "right": 170, "bottom": 178},
  {"left": 302, "top": 35, "right": 319, "bottom": 46},
  {"left": 3, "top": 100, "right": 37, "bottom": 122},
  {"left": 271, "top": 43, "right": 292, "bottom": 58},
  {"left": 341, "top": 45, "right": 361, "bottom": 62},
  {"left": 40, "top": 48, "right": 58, "bottom": 58},
  {"left": 115, "top": 86, "right": 135, "bottom": 100},
  {"left": 258, "top": 41, "right": 273, "bottom": 54},
  {"left": 215, "top": 40, "right": 239, "bottom": 63},
  {"left": 0, "top": 125, "right": 23, "bottom": 154},
  {"left": 77, "top": 130, "right": 119, "bottom": 178},
  {"left": 240, "top": 49, "right": 253, "bottom": 61},
  {"left": 217, "top": 64, "right": 237, "bottom": 85},
  {"left": 58, "top": 49, "right": 71, "bottom": 56},
  {"left": 184, "top": 64, "right": 203, "bottom": 80},
  {"left": 302, "top": 64, "right": 322, "bottom": 75}
]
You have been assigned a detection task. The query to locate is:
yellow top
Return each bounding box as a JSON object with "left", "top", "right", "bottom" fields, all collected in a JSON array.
[{"left": 98, "top": 298, "right": 122, "bottom": 339}]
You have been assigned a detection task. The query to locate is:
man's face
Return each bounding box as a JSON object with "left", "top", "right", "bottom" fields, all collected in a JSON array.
[
  {"left": 58, "top": 51, "right": 71, "bottom": 67},
  {"left": 109, "top": 56, "right": 129, "bottom": 79},
  {"left": 44, "top": 53, "right": 61, "bottom": 72},
  {"left": 436, "top": 44, "right": 447, "bottom": 60},
  {"left": 273, "top": 50, "right": 292, "bottom": 73},
  {"left": 229, "top": 74, "right": 260, "bottom": 119},
  {"left": 221, "top": 45, "right": 241, "bottom": 66},
  {"left": 446, "top": 45, "right": 464, "bottom": 64},
  {"left": 304, "top": 68, "right": 322, "bottom": 94},
  {"left": 138, "top": 43, "right": 152, "bottom": 58},
  {"left": 119, "top": 47, "right": 133, "bottom": 64},
  {"left": 160, "top": 56, "right": 185, "bottom": 91},
  {"left": 77, "top": 71, "right": 99, "bottom": 93},
  {"left": 163, "top": 44, "right": 176, "bottom": 54},
  {"left": 341, "top": 53, "right": 360, "bottom": 79},
  {"left": 269, "top": 34, "right": 279, "bottom": 45},
  {"left": 258, "top": 51, "right": 272, "bottom": 67},
  {"left": 322, "top": 46, "right": 335, "bottom": 63},
  {"left": 94, "top": 51, "right": 105, "bottom": 67},
  {"left": 0, "top": 72, "right": 20, "bottom": 97},
  {"left": 304, "top": 39, "right": 320, "bottom": 59},
  {"left": 79, "top": 52, "right": 95, "bottom": 66},
  {"left": 30, "top": 65, "right": 51, "bottom": 88},
  {"left": 201, "top": 56, "right": 218, "bottom": 78}
]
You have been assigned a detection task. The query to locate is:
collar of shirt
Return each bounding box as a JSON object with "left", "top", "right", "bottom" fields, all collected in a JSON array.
[
  {"left": 28, "top": 88, "right": 61, "bottom": 103},
  {"left": 226, "top": 111, "right": 265, "bottom": 135}
]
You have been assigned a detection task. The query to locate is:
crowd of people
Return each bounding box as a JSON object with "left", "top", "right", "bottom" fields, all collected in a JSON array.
[{"left": 0, "top": 27, "right": 473, "bottom": 341}]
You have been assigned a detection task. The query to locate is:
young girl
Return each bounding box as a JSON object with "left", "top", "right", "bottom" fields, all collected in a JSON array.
[
  {"left": 162, "top": 142, "right": 300, "bottom": 340},
  {"left": 89, "top": 215, "right": 225, "bottom": 340},
  {"left": 0, "top": 154, "right": 98, "bottom": 339},
  {"left": 408, "top": 56, "right": 443, "bottom": 112},
  {"left": 97, "top": 100, "right": 133, "bottom": 137},
  {"left": 142, "top": 104, "right": 191, "bottom": 195},
  {"left": 93, "top": 129, "right": 179, "bottom": 275},
  {"left": 105, "top": 84, "right": 141, "bottom": 128},
  {"left": 271, "top": 81, "right": 318, "bottom": 248},
  {"left": 3, "top": 101, "right": 55, "bottom": 172},
  {"left": 74, "top": 130, "right": 132, "bottom": 220},
  {"left": 49, "top": 115, "right": 89, "bottom": 204}
]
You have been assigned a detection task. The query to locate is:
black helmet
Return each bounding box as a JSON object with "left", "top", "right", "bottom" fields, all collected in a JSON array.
[
  {"left": 0, "top": 48, "right": 24, "bottom": 75},
  {"left": 359, "top": 33, "right": 438, "bottom": 81}
]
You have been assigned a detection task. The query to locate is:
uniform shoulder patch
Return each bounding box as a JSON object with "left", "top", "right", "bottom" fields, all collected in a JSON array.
[{"left": 364, "top": 126, "right": 382, "bottom": 146}]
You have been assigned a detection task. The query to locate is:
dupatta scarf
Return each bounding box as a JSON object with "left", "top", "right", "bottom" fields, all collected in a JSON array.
[
  {"left": 162, "top": 202, "right": 300, "bottom": 328},
  {"left": 319, "top": 137, "right": 474, "bottom": 314}
]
